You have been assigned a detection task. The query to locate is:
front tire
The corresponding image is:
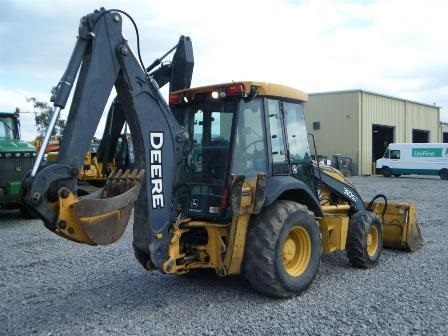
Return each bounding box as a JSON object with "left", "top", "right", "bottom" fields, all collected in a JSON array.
[
  {"left": 382, "top": 167, "right": 392, "bottom": 177},
  {"left": 440, "top": 169, "right": 448, "bottom": 180},
  {"left": 347, "top": 211, "right": 383, "bottom": 268},
  {"left": 243, "top": 200, "right": 321, "bottom": 298}
]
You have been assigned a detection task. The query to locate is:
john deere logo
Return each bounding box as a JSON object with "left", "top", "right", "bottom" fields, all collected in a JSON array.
[{"left": 191, "top": 199, "right": 199, "bottom": 209}]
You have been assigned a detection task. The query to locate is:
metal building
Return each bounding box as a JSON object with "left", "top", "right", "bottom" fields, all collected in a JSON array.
[
  {"left": 441, "top": 122, "right": 448, "bottom": 143},
  {"left": 304, "top": 90, "right": 441, "bottom": 175}
]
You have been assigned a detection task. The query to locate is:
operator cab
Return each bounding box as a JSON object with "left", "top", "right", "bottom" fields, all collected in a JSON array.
[
  {"left": 0, "top": 112, "right": 20, "bottom": 140},
  {"left": 170, "top": 81, "right": 314, "bottom": 221}
]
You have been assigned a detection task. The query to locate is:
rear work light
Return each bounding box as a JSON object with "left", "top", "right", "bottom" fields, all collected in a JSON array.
[
  {"left": 169, "top": 93, "right": 180, "bottom": 105},
  {"left": 169, "top": 93, "right": 189, "bottom": 105},
  {"left": 225, "top": 83, "right": 244, "bottom": 96},
  {"left": 170, "top": 83, "right": 245, "bottom": 104},
  {"left": 211, "top": 91, "right": 226, "bottom": 99},
  {"left": 211, "top": 84, "right": 244, "bottom": 100}
]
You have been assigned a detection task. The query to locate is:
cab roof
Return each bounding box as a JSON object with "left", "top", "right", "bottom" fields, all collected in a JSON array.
[{"left": 172, "top": 81, "right": 308, "bottom": 102}]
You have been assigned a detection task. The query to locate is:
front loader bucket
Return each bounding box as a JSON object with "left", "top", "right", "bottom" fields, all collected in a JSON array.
[
  {"left": 369, "top": 202, "right": 423, "bottom": 252},
  {"left": 55, "top": 169, "right": 144, "bottom": 245}
]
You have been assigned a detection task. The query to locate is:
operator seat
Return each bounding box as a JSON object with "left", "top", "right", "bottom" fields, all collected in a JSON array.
[{"left": 208, "top": 138, "right": 229, "bottom": 181}]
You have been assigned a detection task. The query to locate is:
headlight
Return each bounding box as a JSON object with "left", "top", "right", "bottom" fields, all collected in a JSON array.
[{"left": 0, "top": 152, "right": 36, "bottom": 158}]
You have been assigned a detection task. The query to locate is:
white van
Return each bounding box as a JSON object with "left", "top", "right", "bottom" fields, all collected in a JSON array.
[{"left": 376, "top": 143, "right": 448, "bottom": 180}]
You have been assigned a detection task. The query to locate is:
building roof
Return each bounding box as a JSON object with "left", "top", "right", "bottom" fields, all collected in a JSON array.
[{"left": 309, "top": 89, "right": 440, "bottom": 110}]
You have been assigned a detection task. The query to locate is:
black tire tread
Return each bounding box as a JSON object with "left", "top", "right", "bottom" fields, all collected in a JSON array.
[
  {"left": 382, "top": 167, "right": 392, "bottom": 178},
  {"left": 243, "top": 200, "right": 319, "bottom": 298},
  {"left": 347, "top": 211, "right": 383, "bottom": 268}
]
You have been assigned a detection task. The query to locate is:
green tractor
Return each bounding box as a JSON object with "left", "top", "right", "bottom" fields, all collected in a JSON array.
[{"left": 0, "top": 111, "right": 37, "bottom": 217}]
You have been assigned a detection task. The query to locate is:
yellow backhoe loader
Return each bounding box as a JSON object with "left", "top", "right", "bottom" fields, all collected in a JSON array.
[
  {"left": 21, "top": 8, "right": 422, "bottom": 298},
  {"left": 32, "top": 135, "right": 112, "bottom": 186},
  {"left": 77, "top": 133, "right": 131, "bottom": 188}
]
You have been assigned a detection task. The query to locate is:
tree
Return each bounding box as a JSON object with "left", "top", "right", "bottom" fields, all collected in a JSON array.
[{"left": 26, "top": 96, "right": 66, "bottom": 137}]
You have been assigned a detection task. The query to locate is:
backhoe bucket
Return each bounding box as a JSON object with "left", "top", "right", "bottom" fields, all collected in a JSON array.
[
  {"left": 368, "top": 202, "right": 423, "bottom": 252},
  {"left": 56, "top": 169, "right": 144, "bottom": 245}
]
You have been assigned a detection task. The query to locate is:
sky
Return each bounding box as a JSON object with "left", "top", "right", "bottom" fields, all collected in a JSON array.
[{"left": 1, "top": 0, "right": 447, "bottom": 141}]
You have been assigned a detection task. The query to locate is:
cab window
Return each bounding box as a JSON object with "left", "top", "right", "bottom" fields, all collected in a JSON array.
[
  {"left": 232, "top": 99, "right": 267, "bottom": 176},
  {"left": 267, "top": 99, "right": 287, "bottom": 164},
  {"left": 283, "top": 102, "right": 310, "bottom": 162},
  {"left": 0, "top": 117, "right": 15, "bottom": 139},
  {"left": 390, "top": 150, "right": 400, "bottom": 159}
]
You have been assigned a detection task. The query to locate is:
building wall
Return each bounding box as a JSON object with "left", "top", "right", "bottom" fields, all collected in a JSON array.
[
  {"left": 405, "top": 101, "right": 440, "bottom": 142},
  {"left": 305, "top": 90, "right": 440, "bottom": 175},
  {"left": 441, "top": 122, "right": 448, "bottom": 142},
  {"left": 359, "top": 92, "right": 407, "bottom": 174},
  {"left": 304, "top": 91, "right": 360, "bottom": 167}
]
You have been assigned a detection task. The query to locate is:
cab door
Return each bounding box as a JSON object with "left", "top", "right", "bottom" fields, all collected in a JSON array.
[
  {"left": 267, "top": 99, "right": 313, "bottom": 183},
  {"left": 267, "top": 99, "right": 289, "bottom": 175},
  {"left": 283, "top": 101, "right": 313, "bottom": 184}
]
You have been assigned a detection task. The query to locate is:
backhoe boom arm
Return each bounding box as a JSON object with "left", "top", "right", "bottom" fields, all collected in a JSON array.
[{"left": 21, "top": 8, "right": 191, "bottom": 269}]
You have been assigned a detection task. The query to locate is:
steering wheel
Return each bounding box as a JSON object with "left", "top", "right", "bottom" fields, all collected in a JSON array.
[{"left": 245, "top": 139, "right": 263, "bottom": 151}]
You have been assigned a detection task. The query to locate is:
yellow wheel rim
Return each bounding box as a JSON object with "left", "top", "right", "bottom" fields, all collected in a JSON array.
[
  {"left": 282, "top": 226, "right": 311, "bottom": 277},
  {"left": 366, "top": 225, "right": 379, "bottom": 257}
]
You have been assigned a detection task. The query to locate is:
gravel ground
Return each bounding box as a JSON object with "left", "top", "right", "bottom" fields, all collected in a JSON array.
[{"left": 1, "top": 175, "right": 447, "bottom": 336}]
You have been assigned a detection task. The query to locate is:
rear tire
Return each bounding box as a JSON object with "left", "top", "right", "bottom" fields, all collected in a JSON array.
[
  {"left": 243, "top": 200, "right": 321, "bottom": 298},
  {"left": 347, "top": 211, "right": 383, "bottom": 268},
  {"left": 382, "top": 167, "right": 392, "bottom": 177},
  {"left": 440, "top": 169, "right": 448, "bottom": 180}
]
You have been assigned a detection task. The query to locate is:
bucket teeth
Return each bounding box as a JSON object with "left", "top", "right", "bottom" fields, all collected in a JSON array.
[{"left": 102, "top": 169, "right": 145, "bottom": 198}]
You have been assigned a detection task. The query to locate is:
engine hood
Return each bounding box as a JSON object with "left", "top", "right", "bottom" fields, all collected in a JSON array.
[{"left": 0, "top": 138, "right": 36, "bottom": 153}]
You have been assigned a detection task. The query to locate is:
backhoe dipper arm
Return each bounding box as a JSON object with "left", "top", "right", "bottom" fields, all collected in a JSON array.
[
  {"left": 21, "top": 8, "right": 189, "bottom": 269},
  {"left": 97, "top": 35, "right": 194, "bottom": 168}
]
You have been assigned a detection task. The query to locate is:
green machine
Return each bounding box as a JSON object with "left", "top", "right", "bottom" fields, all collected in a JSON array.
[{"left": 0, "top": 111, "right": 37, "bottom": 216}]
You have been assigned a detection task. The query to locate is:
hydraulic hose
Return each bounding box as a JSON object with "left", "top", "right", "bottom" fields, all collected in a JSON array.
[{"left": 367, "top": 193, "right": 388, "bottom": 218}]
